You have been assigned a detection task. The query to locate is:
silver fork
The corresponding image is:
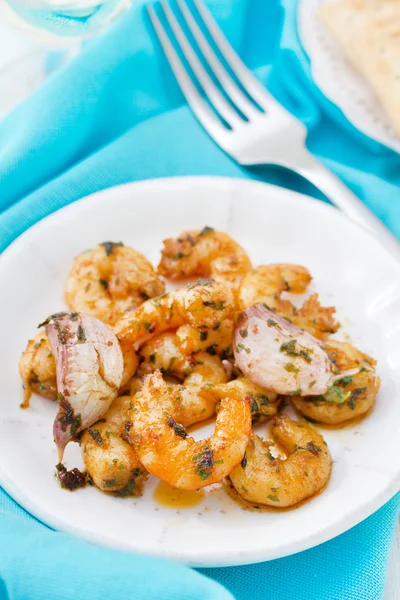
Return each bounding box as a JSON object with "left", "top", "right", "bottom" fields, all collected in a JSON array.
[{"left": 148, "top": 0, "right": 400, "bottom": 261}]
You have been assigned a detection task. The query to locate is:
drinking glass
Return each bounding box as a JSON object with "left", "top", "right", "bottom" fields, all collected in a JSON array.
[
  {"left": 0, "top": 0, "right": 132, "bottom": 116},
  {"left": 3, "top": 0, "right": 132, "bottom": 41}
]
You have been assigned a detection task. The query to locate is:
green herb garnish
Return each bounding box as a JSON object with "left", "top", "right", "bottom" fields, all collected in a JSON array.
[
  {"left": 241, "top": 452, "right": 247, "bottom": 469},
  {"left": 88, "top": 428, "right": 103, "bottom": 444},
  {"left": 199, "top": 226, "right": 214, "bottom": 236},
  {"left": 77, "top": 324, "right": 86, "bottom": 343},
  {"left": 167, "top": 418, "right": 188, "bottom": 439},
  {"left": 284, "top": 362, "right": 299, "bottom": 373},
  {"left": 101, "top": 241, "right": 123, "bottom": 256}
]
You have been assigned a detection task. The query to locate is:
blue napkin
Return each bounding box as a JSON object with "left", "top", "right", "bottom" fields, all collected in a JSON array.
[{"left": 0, "top": 1, "right": 399, "bottom": 599}]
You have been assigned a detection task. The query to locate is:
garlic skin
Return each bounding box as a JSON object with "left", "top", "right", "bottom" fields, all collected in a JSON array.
[
  {"left": 233, "top": 305, "right": 332, "bottom": 396},
  {"left": 46, "top": 312, "right": 123, "bottom": 461}
]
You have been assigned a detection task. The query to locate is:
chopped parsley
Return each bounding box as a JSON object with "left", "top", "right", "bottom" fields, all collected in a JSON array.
[
  {"left": 199, "top": 226, "right": 214, "bottom": 236},
  {"left": 197, "top": 470, "right": 212, "bottom": 481},
  {"left": 293, "top": 441, "right": 321, "bottom": 455},
  {"left": 200, "top": 331, "right": 208, "bottom": 342},
  {"left": 305, "top": 441, "right": 322, "bottom": 455},
  {"left": 257, "top": 394, "right": 270, "bottom": 405},
  {"left": 88, "top": 428, "right": 103, "bottom": 444},
  {"left": 323, "top": 385, "right": 351, "bottom": 404},
  {"left": 70, "top": 414, "right": 82, "bottom": 437},
  {"left": 103, "top": 478, "right": 117, "bottom": 488},
  {"left": 101, "top": 241, "right": 124, "bottom": 256},
  {"left": 38, "top": 311, "right": 69, "bottom": 328},
  {"left": 267, "top": 494, "right": 279, "bottom": 502},
  {"left": 285, "top": 388, "right": 301, "bottom": 396},
  {"left": 221, "top": 347, "right": 234, "bottom": 361},
  {"left": 117, "top": 479, "right": 136, "bottom": 497},
  {"left": 334, "top": 375, "right": 353, "bottom": 387},
  {"left": 57, "top": 398, "right": 82, "bottom": 437},
  {"left": 56, "top": 463, "right": 86, "bottom": 491},
  {"left": 203, "top": 300, "right": 226, "bottom": 311},
  {"left": 284, "top": 362, "right": 299, "bottom": 373},
  {"left": 280, "top": 339, "right": 312, "bottom": 363},
  {"left": 236, "top": 343, "right": 250, "bottom": 354},
  {"left": 248, "top": 394, "right": 260, "bottom": 413},
  {"left": 206, "top": 345, "right": 217, "bottom": 356},
  {"left": 167, "top": 418, "right": 188, "bottom": 439},
  {"left": 349, "top": 387, "right": 366, "bottom": 410},
  {"left": 77, "top": 324, "right": 86, "bottom": 343},
  {"left": 193, "top": 446, "right": 214, "bottom": 480},
  {"left": 186, "top": 278, "right": 214, "bottom": 289},
  {"left": 241, "top": 452, "right": 247, "bottom": 469}
]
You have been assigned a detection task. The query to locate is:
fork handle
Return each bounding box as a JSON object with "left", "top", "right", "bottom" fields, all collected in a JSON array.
[{"left": 295, "top": 153, "right": 400, "bottom": 262}]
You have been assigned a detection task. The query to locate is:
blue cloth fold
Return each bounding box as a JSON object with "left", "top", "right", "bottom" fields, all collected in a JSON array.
[{"left": 0, "top": 0, "right": 399, "bottom": 599}]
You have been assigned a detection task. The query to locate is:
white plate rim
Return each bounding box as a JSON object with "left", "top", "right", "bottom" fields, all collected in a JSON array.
[
  {"left": 0, "top": 175, "right": 399, "bottom": 567},
  {"left": 297, "top": 0, "right": 400, "bottom": 154}
]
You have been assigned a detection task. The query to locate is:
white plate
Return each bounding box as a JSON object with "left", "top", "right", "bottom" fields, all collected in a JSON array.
[
  {"left": 0, "top": 176, "right": 399, "bottom": 567},
  {"left": 298, "top": 0, "right": 400, "bottom": 154}
]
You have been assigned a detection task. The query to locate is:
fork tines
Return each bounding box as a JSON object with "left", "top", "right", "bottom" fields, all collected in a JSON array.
[{"left": 147, "top": 0, "right": 270, "bottom": 137}]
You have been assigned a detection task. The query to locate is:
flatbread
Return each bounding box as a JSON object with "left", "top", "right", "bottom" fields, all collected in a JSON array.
[{"left": 319, "top": 0, "right": 400, "bottom": 136}]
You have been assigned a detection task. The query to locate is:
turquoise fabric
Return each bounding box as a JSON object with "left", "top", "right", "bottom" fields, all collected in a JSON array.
[{"left": 0, "top": 1, "right": 399, "bottom": 599}]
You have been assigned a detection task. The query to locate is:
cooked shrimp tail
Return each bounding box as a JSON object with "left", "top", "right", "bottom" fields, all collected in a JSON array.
[
  {"left": 115, "top": 278, "right": 234, "bottom": 348},
  {"left": 211, "top": 376, "right": 279, "bottom": 422},
  {"left": 132, "top": 370, "right": 251, "bottom": 489},
  {"left": 19, "top": 332, "right": 57, "bottom": 403},
  {"left": 238, "top": 265, "right": 339, "bottom": 340},
  {"left": 158, "top": 228, "right": 252, "bottom": 300},
  {"left": 291, "top": 341, "right": 380, "bottom": 424},
  {"left": 65, "top": 242, "right": 165, "bottom": 325},
  {"left": 81, "top": 395, "right": 147, "bottom": 495},
  {"left": 238, "top": 264, "right": 311, "bottom": 312},
  {"left": 139, "top": 332, "right": 229, "bottom": 426},
  {"left": 230, "top": 414, "right": 332, "bottom": 507},
  {"left": 46, "top": 312, "right": 123, "bottom": 460}
]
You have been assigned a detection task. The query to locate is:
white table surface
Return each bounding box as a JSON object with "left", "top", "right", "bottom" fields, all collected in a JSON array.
[{"left": 0, "top": 7, "right": 398, "bottom": 598}]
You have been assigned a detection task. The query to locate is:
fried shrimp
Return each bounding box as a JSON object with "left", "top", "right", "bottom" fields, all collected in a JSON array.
[
  {"left": 158, "top": 227, "right": 252, "bottom": 298},
  {"left": 175, "top": 319, "right": 234, "bottom": 358},
  {"left": 19, "top": 331, "right": 57, "bottom": 404},
  {"left": 238, "top": 264, "right": 311, "bottom": 313},
  {"left": 139, "top": 332, "right": 194, "bottom": 378},
  {"left": 291, "top": 340, "right": 380, "bottom": 425},
  {"left": 132, "top": 370, "right": 251, "bottom": 489},
  {"left": 81, "top": 395, "right": 147, "bottom": 495},
  {"left": 65, "top": 242, "right": 165, "bottom": 326},
  {"left": 230, "top": 414, "right": 332, "bottom": 507},
  {"left": 211, "top": 377, "right": 279, "bottom": 422},
  {"left": 115, "top": 279, "right": 234, "bottom": 348},
  {"left": 119, "top": 341, "right": 139, "bottom": 389},
  {"left": 238, "top": 265, "right": 339, "bottom": 339},
  {"left": 139, "top": 332, "right": 229, "bottom": 426},
  {"left": 293, "top": 294, "right": 338, "bottom": 340}
]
